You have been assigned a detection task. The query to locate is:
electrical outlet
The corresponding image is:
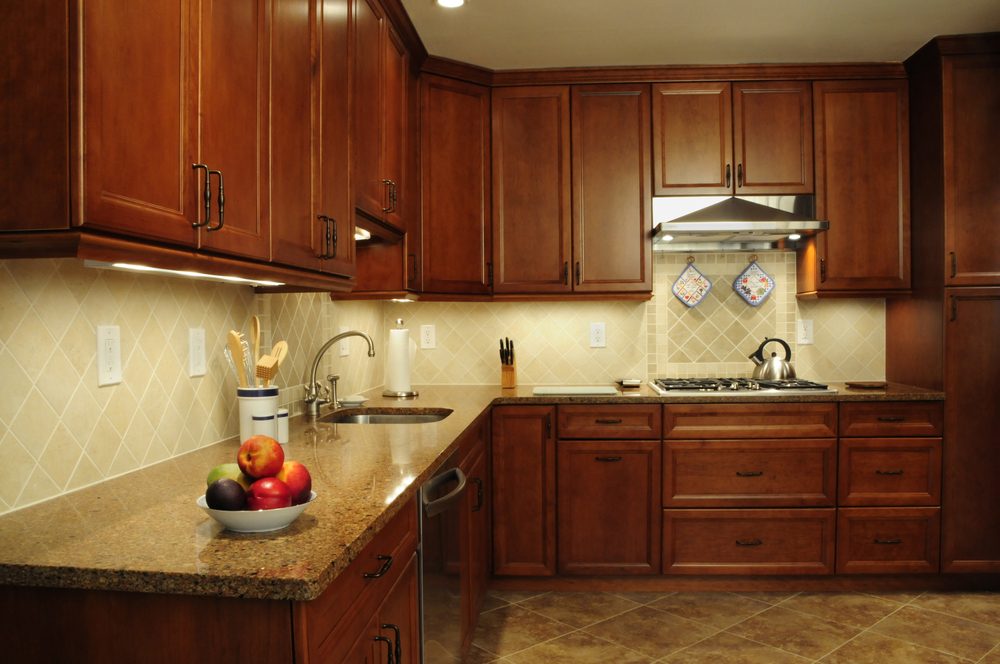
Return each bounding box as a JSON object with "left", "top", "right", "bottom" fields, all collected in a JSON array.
[
  {"left": 96, "top": 325, "right": 122, "bottom": 386},
  {"left": 339, "top": 326, "right": 350, "bottom": 357},
  {"left": 590, "top": 322, "right": 606, "bottom": 348},
  {"left": 421, "top": 325, "right": 436, "bottom": 349},
  {"left": 189, "top": 328, "right": 206, "bottom": 377},
  {"left": 797, "top": 319, "right": 814, "bottom": 345}
]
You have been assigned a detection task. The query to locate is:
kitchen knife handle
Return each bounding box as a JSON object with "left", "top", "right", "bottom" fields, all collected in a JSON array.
[
  {"left": 726, "top": 164, "right": 731, "bottom": 188},
  {"left": 191, "top": 164, "right": 212, "bottom": 228},
  {"left": 470, "top": 477, "right": 483, "bottom": 512},
  {"left": 363, "top": 555, "right": 394, "bottom": 579}
]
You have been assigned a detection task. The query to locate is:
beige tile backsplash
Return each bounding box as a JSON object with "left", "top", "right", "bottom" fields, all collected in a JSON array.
[{"left": 0, "top": 252, "right": 884, "bottom": 515}]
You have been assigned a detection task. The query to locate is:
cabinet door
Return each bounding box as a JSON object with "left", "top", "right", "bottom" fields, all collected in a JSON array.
[
  {"left": 352, "top": 0, "right": 385, "bottom": 222},
  {"left": 316, "top": 0, "right": 356, "bottom": 276},
  {"left": 572, "top": 84, "right": 652, "bottom": 293},
  {"left": 807, "top": 80, "right": 909, "bottom": 293},
  {"left": 341, "top": 613, "right": 379, "bottom": 664},
  {"left": 942, "top": 288, "right": 1000, "bottom": 572},
  {"left": 378, "top": 552, "right": 419, "bottom": 664},
  {"left": 461, "top": 445, "right": 489, "bottom": 649},
  {"left": 80, "top": 0, "right": 198, "bottom": 244},
  {"left": 491, "top": 406, "right": 556, "bottom": 576},
  {"left": 198, "top": 0, "right": 270, "bottom": 260},
  {"left": 557, "top": 440, "right": 661, "bottom": 574},
  {"left": 269, "top": 0, "right": 319, "bottom": 271},
  {"left": 652, "top": 82, "right": 733, "bottom": 195},
  {"left": 733, "top": 81, "right": 813, "bottom": 194},
  {"left": 491, "top": 86, "right": 573, "bottom": 294},
  {"left": 943, "top": 54, "right": 1000, "bottom": 286},
  {"left": 382, "top": 24, "right": 408, "bottom": 232},
  {"left": 421, "top": 75, "right": 492, "bottom": 295}
]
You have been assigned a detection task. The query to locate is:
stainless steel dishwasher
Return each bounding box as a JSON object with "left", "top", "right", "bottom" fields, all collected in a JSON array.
[{"left": 419, "top": 450, "right": 467, "bottom": 664}]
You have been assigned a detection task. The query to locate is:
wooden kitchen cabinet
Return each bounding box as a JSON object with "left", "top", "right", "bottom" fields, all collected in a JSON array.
[
  {"left": 460, "top": 420, "right": 491, "bottom": 656},
  {"left": 837, "top": 507, "right": 940, "bottom": 574},
  {"left": 421, "top": 74, "right": 492, "bottom": 295},
  {"left": 491, "top": 406, "right": 556, "bottom": 576},
  {"left": 652, "top": 81, "right": 813, "bottom": 196},
  {"left": 557, "top": 440, "right": 661, "bottom": 574},
  {"left": 572, "top": 84, "right": 652, "bottom": 293},
  {"left": 797, "top": 79, "right": 910, "bottom": 297}
]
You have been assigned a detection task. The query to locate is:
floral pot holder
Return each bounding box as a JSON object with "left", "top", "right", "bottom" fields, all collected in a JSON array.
[
  {"left": 672, "top": 260, "right": 712, "bottom": 307},
  {"left": 734, "top": 259, "right": 774, "bottom": 306}
]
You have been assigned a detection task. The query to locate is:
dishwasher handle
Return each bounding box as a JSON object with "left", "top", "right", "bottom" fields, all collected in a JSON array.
[{"left": 423, "top": 468, "right": 467, "bottom": 517}]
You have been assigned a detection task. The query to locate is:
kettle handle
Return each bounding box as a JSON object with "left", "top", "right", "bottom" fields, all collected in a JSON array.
[{"left": 760, "top": 337, "right": 792, "bottom": 361}]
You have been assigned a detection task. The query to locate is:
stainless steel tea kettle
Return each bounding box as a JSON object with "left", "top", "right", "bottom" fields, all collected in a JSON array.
[{"left": 749, "top": 337, "right": 796, "bottom": 380}]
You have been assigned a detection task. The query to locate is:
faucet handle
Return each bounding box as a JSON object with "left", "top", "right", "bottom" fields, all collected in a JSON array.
[{"left": 327, "top": 374, "right": 340, "bottom": 408}]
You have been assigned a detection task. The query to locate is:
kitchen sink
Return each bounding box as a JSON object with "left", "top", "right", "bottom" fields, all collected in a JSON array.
[{"left": 319, "top": 409, "right": 452, "bottom": 425}]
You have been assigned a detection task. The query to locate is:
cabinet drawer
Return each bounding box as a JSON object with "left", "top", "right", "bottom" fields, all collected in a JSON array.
[
  {"left": 301, "top": 497, "right": 418, "bottom": 655},
  {"left": 662, "top": 509, "right": 836, "bottom": 575},
  {"left": 663, "top": 404, "right": 837, "bottom": 439},
  {"left": 838, "top": 438, "right": 942, "bottom": 506},
  {"left": 664, "top": 439, "right": 836, "bottom": 507},
  {"left": 839, "top": 402, "right": 943, "bottom": 437},
  {"left": 558, "top": 405, "right": 662, "bottom": 439},
  {"left": 837, "top": 508, "right": 940, "bottom": 574}
]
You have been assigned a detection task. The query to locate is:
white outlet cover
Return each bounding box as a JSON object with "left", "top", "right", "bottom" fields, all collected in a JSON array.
[
  {"left": 96, "top": 325, "right": 122, "bottom": 386},
  {"left": 797, "top": 319, "right": 814, "bottom": 345},
  {"left": 189, "top": 328, "right": 206, "bottom": 377},
  {"left": 590, "top": 322, "right": 606, "bottom": 348},
  {"left": 339, "top": 326, "right": 350, "bottom": 357},
  {"left": 421, "top": 325, "right": 436, "bottom": 349}
]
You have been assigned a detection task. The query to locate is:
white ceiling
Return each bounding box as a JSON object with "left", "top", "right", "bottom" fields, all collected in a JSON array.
[{"left": 400, "top": 0, "right": 1000, "bottom": 70}]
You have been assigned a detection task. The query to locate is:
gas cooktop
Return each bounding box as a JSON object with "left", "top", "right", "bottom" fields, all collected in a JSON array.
[{"left": 648, "top": 377, "right": 837, "bottom": 396}]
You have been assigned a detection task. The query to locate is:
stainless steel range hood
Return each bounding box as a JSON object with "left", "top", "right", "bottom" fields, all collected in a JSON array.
[{"left": 653, "top": 195, "right": 828, "bottom": 252}]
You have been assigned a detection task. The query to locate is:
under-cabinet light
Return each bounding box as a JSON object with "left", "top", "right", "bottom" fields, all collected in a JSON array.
[
  {"left": 355, "top": 227, "right": 372, "bottom": 241},
  {"left": 84, "top": 261, "right": 285, "bottom": 287},
  {"left": 437, "top": 0, "right": 464, "bottom": 7},
  {"left": 788, "top": 234, "right": 801, "bottom": 241}
]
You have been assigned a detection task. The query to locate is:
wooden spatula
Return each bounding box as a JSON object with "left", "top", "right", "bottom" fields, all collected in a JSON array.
[
  {"left": 271, "top": 340, "right": 288, "bottom": 367},
  {"left": 227, "top": 330, "right": 248, "bottom": 388},
  {"left": 255, "top": 355, "right": 279, "bottom": 388}
]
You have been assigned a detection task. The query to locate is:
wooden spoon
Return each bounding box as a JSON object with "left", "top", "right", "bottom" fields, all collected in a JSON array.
[{"left": 250, "top": 316, "right": 260, "bottom": 387}]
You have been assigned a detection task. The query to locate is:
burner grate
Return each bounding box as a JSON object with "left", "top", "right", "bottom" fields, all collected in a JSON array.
[{"left": 653, "top": 377, "right": 830, "bottom": 392}]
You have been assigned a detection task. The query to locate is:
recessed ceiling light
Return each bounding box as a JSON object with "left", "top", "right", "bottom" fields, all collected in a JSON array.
[{"left": 437, "top": 0, "right": 464, "bottom": 7}]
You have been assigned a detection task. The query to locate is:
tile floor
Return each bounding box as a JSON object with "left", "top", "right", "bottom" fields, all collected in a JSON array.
[{"left": 469, "top": 590, "right": 1000, "bottom": 663}]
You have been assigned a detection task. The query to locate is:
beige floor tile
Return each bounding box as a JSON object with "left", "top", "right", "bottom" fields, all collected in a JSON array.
[
  {"left": 466, "top": 644, "right": 505, "bottom": 664},
  {"left": 488, "top": 590, "right": 549, "bottom": 605},
  {"left": 981, "top": 645, "right": 1000, "bottom": 663},
  {"left": 482, "top": 594, "right": 511, "bottom": 613},
  {"left": 727, "top": 606, "right": 861, "bottom": 660},
  {"left": 819, "top": 631, "right": 969, "bottom": 664},
  {"left": 649, "top": 592, "right": 770, "bottom": 629},
  {"left": 610, "top": 590, "right": 675, "bottom": 604},
  {"left": 858, "top": 590, "right": 923, "bottom": 604},
  {"left": 472, "top": 605, "right": 573, "bottom": 657},
  {"left": 910, "top": 591, "right": 1000, "bottom": 628},
  {"left": 779, "top": 592, "right": 902, "bottom": 629},
  {"left": 584, "top": 605, "right": 717, "bottom": 659},
  {"left": 731, "top": 591, "right": 799, "bottom": 605},
  {"left": 870, "top": 605, "right": 1000, "bottom": 661},
  {"left": 507, "top": 631, "right": 652, "bottom": 664},
  {"left": 518, "top": 591, "right": 640, "bottom": 628},
  {"left": 424, "top": 639, "right": 460, "bottom": 664},
  {"left": 661, "top": 631, "right": 813, "bottom": 664}
]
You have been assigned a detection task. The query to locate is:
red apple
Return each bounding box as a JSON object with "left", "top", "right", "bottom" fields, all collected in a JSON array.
[
  {"left": 237, "top": 435, "right": 284, "bottom": 479},
  {"left": 275, "top": 461, "right": 312, "bottom": 505},
  {"left": 246, "top": 478, "right": 292, "bottom": 510}
]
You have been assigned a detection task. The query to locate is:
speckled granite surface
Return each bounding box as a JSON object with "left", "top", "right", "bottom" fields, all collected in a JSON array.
[{"left": 0, "top": 382, "right": 943, "bottom": 602}]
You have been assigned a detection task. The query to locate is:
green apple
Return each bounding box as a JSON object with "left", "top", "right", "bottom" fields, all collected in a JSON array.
[{"left": 206, "top": 463, "right": 253, "bottom": 492}]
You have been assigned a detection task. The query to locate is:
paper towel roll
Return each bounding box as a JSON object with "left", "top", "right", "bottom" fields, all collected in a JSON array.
[{"left": 384, "top": 328, "right": 412, "bottom": 394}]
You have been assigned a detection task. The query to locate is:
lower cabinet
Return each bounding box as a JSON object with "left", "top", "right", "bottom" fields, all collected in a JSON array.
[
  {"left": 460, "top": 418, "right": 492, "bottom": 656},
  {"left": 557, "top": 440, "right": 661, "bottom": 574},
  {"left": 836, "top": 507, "right": 941, "bottom": 574}
]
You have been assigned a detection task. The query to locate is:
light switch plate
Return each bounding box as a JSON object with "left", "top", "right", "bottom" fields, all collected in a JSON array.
[
  {"left": 797, "top": 319, "right": 814, "bottom": 345},
  {"left": 189, "top": 328, "right": 206, "bottom": 377},
  {"left": 339, "top": 326, "right": 350, "bottom": 357},
  {"left": 590, "top": 322, "right": 606, "bottom": 348},
  {"left": 421, "top": 325, "right": 436, "bottom": 349},
  {"left": 96, "top": 325, "right": 122, "bottom": 386}
]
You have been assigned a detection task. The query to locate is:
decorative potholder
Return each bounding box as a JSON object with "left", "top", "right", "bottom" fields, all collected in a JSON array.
[
  {"left": 734, "top": 258, "right": 774, "bottom": 306},
  {"left": 672, "top": 259, "right": 712, "bottom": 307}
]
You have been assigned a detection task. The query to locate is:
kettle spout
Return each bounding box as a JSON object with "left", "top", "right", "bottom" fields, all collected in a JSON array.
[{"left": 748, "top": 351, "right": 763, "bottom": 365}]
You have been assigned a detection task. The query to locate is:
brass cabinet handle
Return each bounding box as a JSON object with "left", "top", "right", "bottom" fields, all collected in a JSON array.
[
  {"left": 191, "top": 164, "right": 212, "bottom": 228},
  {"left": 382, "top": 179, "right": 393, "bottom": 212},
  {"left": 737, "top": 163, "right": 743, "bottom": 187},
  {"left": 207, "top": 170, "right": 224, "bottom": 231},
  {"left": 726, "top": 164, "right": 731, "bottom": 188},
  {"left": 317, "top": 216, "right": 338, "bottom": 259}
]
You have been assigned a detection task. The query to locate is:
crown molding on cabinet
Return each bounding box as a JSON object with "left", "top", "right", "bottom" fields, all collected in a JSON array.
[
  {"left": 381, "top": 0, "right": 429, "bottom": 71},
  {"left": 905, "top": 32, "right": 1000, "bottom": 75}
]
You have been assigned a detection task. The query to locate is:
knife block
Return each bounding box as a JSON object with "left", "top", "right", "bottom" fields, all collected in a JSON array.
[{"left": 501, "top": 360, "right": 517, "bottom": 389}]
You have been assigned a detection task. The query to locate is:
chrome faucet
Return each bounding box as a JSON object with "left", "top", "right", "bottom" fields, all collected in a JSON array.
[{"left": 304, "top": 330, "right": 376, "bottom": 416}]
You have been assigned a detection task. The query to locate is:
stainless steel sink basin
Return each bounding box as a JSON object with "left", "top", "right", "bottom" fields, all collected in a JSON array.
[{"left": 320, "top": 409, "right": 452, "bottom": 425}]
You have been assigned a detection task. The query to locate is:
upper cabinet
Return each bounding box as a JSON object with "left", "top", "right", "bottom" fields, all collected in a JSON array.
[
  {"left": 798, "top": 80, "right": 910, "bottom": 297},
  {"left": 421, "top": 75, "right": 492, "bottom": 295},
  {"left": 943, "top": 54, "right": 1000, "bottom": 286},
  {"left": 652, "top": 81, "right": 813, "bottom": 196},
  {"left": 353, "top": 0, "right": 408, "bottom": 232}
]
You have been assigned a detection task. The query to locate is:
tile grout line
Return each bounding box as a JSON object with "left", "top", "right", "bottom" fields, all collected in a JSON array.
[
  {"left": 976, "top": 640, "right": 1000, "bottom": 664},
  {"left": 650, "top": 593, "right": 783, "bottom": 662}
]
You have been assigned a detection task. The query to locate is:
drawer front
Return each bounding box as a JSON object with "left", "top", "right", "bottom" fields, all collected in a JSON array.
[
  {"left": 840, "top": 402, "right": 944, "bottom": 437},
  {"left": 558, "top": 405, "right": 662, "bottom": 439},
  {"left": 664, "top": 439, "right": 836, "bottom": 507},
  {"left": 303, "top": 497, "right": 418, "bottom": 655},
  {"left": 662, "top": 509, "right": 836, "bottom": 575},
  {"left": 837, "top": 507, "right": 940, "bottom": 574},
  {"left": 663, "top": 404, "right": 837, "bottom": 439},
  {"left": 838, "top": 438, "right": 942, "bottom": 506}
]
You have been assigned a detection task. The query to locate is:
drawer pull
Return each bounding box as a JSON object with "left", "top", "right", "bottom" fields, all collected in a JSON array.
[
  {"left": 877, "top": 416, "right": 906, "bottom": 422},
  {"left": 736, "top": 471, "right": 764, "bottom": 477},
  {"left": 363, "top": 555, "right": 393, "bottom": 579},
  {"left": 736, "top": 540, "right": 763, "bottom": 546},
  {"left": 595, "top": 419, "right": 623, "bottom": 424},
  {"left": 876, "top": 470, "right": 904, "bottom": 475},
  {"left": 875, "top": 539, "right": 902, "bottom": 545},
  {"left": 374, "top": 635, "right": 395, "bottom": 664},
  {"left": 596, "top": 456, "right": 622, "bottom": 462}
]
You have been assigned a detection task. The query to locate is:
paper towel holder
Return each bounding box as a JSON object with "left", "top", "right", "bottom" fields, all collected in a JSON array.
[{"left": 383, "top": 319, "right": 419, "bottom": 399}]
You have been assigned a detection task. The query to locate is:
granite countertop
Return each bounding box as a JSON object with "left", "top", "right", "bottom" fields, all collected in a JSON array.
[{"left": 0, "top": 381, "right": 943, "bottom": 603}]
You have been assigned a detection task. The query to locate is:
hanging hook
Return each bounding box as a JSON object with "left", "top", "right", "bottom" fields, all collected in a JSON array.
[
  {"left": 686, "top": 255, "right": 695, "bottom": 264},
  {"left": 749, "top": 254, "right": 758, "bottom": 264}
]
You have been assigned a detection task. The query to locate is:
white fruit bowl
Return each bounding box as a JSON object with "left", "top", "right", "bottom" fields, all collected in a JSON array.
[{"left": 197, "top": 491, "right": 318, "bottom": 533}]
